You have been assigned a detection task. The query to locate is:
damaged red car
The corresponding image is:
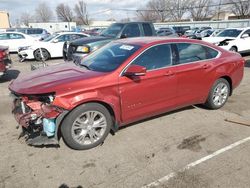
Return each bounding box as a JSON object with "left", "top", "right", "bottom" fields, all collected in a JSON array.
[
  {"left": 0, "top": 46, "right": 11, "bottom": 78},
  {"left": 9, "top": 37, "right": 244, "bottom": 150}
]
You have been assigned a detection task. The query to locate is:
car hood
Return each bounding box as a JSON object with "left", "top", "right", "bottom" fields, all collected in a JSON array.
[
  {"left": 202, "top": 37, "right": 235, "bottom": 43},
  {"left": 9, "top": 63, "right": 106, "bottom": 95},
  {"left": 70, "top": 36, "right": 113, "bottom": 46}
]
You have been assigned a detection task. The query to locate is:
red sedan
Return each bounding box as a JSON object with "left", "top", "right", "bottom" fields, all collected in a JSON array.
[{"left": 9, "top": 37, "right": 244, "bottom": 150}]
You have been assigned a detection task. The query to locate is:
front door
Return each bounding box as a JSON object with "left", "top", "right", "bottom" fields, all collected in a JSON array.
[{"left": 119, "top": 44, "right": 178, "bottom": 123}]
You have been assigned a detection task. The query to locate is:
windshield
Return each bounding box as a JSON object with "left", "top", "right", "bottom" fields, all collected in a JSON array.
[
  {"left": 43, "top": 33, "right": 59, "bottom": 42},
  {"left": 80, "top": 42, "right": 141, "bottom": 72},
  {"left": 217, "top": 29, "right": 242, "bottom": 38},
  {"left": 100, "top": 23, "right": 124, "bottom": 38}
]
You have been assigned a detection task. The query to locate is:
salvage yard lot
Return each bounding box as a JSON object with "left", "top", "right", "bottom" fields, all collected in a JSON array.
[{"left": 0, "top": 55, "right": 250, "bottom": 188}]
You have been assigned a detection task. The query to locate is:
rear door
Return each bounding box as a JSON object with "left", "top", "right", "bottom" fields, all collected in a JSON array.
[
  {"left": 174, "top": 43, "right": 220, "bottom": 106},
  {"left": 8, "top": 33, "right": 26, "bottom": 51},
  {"left": 119, "top": 44, "right": 178, "bottom": 123}
]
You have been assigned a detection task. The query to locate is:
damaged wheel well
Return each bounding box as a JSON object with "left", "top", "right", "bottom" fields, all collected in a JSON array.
[{"left": 56, "top": 101, "right": 118, "bottom": 140}]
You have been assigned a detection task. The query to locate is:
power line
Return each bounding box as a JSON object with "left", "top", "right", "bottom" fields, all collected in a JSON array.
[{"left": 110, "top": 0, "right": 249, "bottom": 12}]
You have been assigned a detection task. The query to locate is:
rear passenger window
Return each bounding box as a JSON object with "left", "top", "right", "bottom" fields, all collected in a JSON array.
[
  {"left": 132, "top": 44, "right": 172, "bottom": 70},
  {"left": 142, "top": 24, "right": 153, "bottom": 36},
  {"left": 176, "top": 43, "right": 218, "bottom": 64}
]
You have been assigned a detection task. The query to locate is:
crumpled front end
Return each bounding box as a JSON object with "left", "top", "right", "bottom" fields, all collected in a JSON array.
[{"left": 11, "top": 92, "right": 65, "bottom": 146}]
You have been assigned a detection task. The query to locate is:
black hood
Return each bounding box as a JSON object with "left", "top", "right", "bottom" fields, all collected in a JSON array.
[{"left": 70, "top": 36, "right": 113, "bottom": 46}]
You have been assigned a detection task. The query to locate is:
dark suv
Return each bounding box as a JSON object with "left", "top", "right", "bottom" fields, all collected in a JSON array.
[{"left": 63, "top": 22, "right": 156, "bottom": 62}]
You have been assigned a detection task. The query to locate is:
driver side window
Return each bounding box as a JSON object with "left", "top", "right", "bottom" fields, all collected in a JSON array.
[{"left": 132, "top": 44, "right": 172, "bottom": 71}]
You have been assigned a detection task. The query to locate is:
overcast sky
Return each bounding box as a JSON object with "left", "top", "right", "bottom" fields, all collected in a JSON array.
[{"left": 0, "top": 0, "right": 149, "bottom": 24}]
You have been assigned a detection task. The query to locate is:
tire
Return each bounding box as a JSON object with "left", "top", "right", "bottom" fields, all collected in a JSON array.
[
  {"left": 34, "top": 48, "right": 50, "bottom": 61},
  {"left": 229, "top": 46, "right": 237, "bottom": 52},
  {"left": 61, "top": 103, "right": 112, "bottom": 150},
  {"left": 205, "top": 78, "right": 230, "bottom": 109}
]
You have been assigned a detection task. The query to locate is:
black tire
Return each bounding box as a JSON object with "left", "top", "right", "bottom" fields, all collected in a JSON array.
[
  {"left": 229, "top": 46, "right": 237, "bottom": 52},
  {"left": 205, "top": 78, "right": 230, "bottom": 109},
  {"left": 34, "top": 48, "right": 50, "bottom": 61},
  {"left": 61, "top": 103, "right": 112, "bottom": 150}
]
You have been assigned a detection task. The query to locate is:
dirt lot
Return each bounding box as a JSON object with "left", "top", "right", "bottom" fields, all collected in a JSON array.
[{"left": 0, "top": 55, "right": 250, "bottom": 188}]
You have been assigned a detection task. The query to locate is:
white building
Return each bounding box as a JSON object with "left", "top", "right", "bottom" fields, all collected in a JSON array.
[{"left": 28, "top": 22, "right": 77, "bottom": 33}]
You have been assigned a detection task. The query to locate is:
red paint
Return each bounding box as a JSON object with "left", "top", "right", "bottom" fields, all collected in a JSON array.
[{"left": 9, "top": 38, "right": 244, "bottom": 127}]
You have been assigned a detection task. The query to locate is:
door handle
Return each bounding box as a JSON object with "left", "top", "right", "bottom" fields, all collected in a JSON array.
[
  {"left": 164, "top": 71, "right": 175, "bottom": 76},
  {"left": 202, "top": 64, "right": 210, "bottom": 69}
]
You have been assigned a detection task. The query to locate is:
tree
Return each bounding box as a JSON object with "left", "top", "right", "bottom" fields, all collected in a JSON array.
[
  {"left": 74, "top": 1, "right": 90, "bottom": 25},
  {"left": 20, "top": 12, "right": 33, "bottom": 26},
  {"left": 35, "top": 2, "right": 53, "bottom": 22},
  {"left": 230, "top": 0, "right": 250, "bottom": 18},
  {"left": 56, "top": 3, "right": 74, "bottom": 22},
  {"left": 136, "top": 0, "right": 189, "bottom": 22},
  {"left": 188, "top": 0, "right": 213, "bottom": 21}
]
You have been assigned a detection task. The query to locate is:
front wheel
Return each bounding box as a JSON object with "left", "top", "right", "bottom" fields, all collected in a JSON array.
[
  {"left": 61, "top": 103, "right": 112, "bottom": 150},
  {"left": 34, "top": 48, "right": 50, "bottom": 61},
  {"left": 205, "top": 78, "right": 230, "bottom": 109}
]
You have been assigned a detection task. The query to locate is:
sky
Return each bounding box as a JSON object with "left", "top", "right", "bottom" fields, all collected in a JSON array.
[{"left": 0, "top": 0, "right": 149, "bottom": 24}]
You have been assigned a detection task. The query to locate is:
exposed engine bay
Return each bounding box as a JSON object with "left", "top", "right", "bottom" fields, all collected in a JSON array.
[
  {"left": 218, "top": 39, "right": 234, "bottom": 46},
  {"left": 11, "top": 92, "right": 65, "bottom": 146}
]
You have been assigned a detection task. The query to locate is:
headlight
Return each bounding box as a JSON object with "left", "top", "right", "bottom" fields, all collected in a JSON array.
[
  {"left": 76, "top": 46, "right": 90, "bottom": 53},
  {"left": 18, "top": 46, "right": 31, "bottom": 51}
]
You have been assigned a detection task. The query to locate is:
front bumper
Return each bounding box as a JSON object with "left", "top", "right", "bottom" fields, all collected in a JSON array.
[
  {"left": 18, "top": 49, "right": 35, "bottom": 60},
  {"left": 11, "top": 93, "right": 66, "bottom": 146},
  {"left": 72, "top": 53, "right": 88, "bottom": 64}
]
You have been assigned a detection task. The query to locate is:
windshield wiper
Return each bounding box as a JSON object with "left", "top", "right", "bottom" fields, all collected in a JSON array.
[{"left": 79, "top": 64, "right": 91, "bottom": 70}]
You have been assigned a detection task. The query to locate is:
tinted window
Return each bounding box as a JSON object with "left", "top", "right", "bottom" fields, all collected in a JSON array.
[
  {"left": 27, "top": 29, "right": 43, "bottom": 34},
  {"left": 9, "top": 33, "right": 25, "bottom": 39},
  {"left": 217, "top": 29, "right": 242, "bottom": 38},
  {"left": 176, "top": 43, "right": 218, "bottom": 64},
  {"left": 70, "top": 34, "right": 85, "bottom": 41},
  {"left": 122, "top": 24, "right": 140, "bottom": 37},
  {"left": 80, "top": 43, "right": 140, "bottom": 72},
  {"left": 143, "top": 23, "right": 153, "bottom": 36},
  {"left": 242, "top": 29, "right": 250, "bottom": 37},
  {"left": 101, "top": 23, "right": 124, "bottom": 38},
  {"left": 0, "top": 33, "right": 9, "bottom": 40},
  {"left": 132, "top": 44, "right": 172, "bottom": 70},
  {"left": 56, "top": 34, "right": 71, "bottom": 42}
]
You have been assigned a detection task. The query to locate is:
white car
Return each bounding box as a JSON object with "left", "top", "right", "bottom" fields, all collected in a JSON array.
[
  {"left": 0, "top": 32, "right": 37, "bottom": 52},
  {"left": 203, "top": 27, "right": 250, "bottom": 53},
  {"left": 18, "top": 32, "right": 89, "bottom": 61}
]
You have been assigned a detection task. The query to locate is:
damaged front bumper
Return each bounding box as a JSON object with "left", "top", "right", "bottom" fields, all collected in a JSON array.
[{"left": 11, "top": 92, "right": 68, "bottom": 147}]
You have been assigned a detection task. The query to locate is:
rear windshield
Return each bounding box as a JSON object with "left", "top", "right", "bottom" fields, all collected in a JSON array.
[{"left": 217, "top": 29, "right": 242, "bottom": 38}]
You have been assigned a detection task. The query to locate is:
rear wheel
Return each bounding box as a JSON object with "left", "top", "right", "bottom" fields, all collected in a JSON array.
[
  {"left": 34, "top": 48, "right": 50, "bottom": 61},
  {"left": 61, "top": 103, "right": 112, "bottom": 150},
  {"left": 205, "top": 78, "right": 230, "bottom": 109}
]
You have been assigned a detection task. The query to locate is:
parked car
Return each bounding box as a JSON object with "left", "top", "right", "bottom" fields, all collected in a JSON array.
[
  {"left": 156, "top": 28, "right": 179, "bottom": 37},
  {"left": 0, "top": 46, "right": 12, "bottom": 78},
  {"left": 172, "top": 26, "right": 191, "bottom": 36},
  {"left": 83, "top": 28, "right": 106, "bottom": 36},
  {"left": 9, "top": 37, "right": 244, "bottom": 150},
  {"left": 6, "top": 28, "right": 50, "bottom": 40},
  {"left": 184, "top": 27, "right": 200, "bottom": 37},
  {"left": 203, "top": 27, "right": 250, "bottom": 53},
  {"left": 18, "top": 32, "right": 89, "bottom": 61},
  {"left": 63, "top": 22, "right": 156, "bottom": 62},
  {"left": 0, "top": 32, "right": 37, "bottom": 52}
]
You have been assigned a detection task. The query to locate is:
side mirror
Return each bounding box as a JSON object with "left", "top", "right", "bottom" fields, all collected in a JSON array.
[
  {"left": 52, "top": 39, "right": 59, "bottom": 43},
  {"left": 120, "top": 34, "right": 127, "bottom": 39},
  {"left": 241, "top": 34, "right": 249, "bottom": 38},
  {"left": 123, "top": 65, "right": 146, "bottom": 77}
]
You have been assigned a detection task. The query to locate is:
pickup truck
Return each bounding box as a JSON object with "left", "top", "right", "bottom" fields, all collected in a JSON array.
[
  {"left": 0, "top": 46, "right": 11, "bottom": 78},
  {"left": 63, "top": 22, "right": 156, "bottom": 62}
]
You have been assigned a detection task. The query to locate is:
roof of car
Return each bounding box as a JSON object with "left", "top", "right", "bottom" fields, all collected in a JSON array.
[
  {"left": 0, "top": 31, "right": 27, "bottom": 35},
  {"left": 117, "top": 37, "right": 220, "bottom": 49}
]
